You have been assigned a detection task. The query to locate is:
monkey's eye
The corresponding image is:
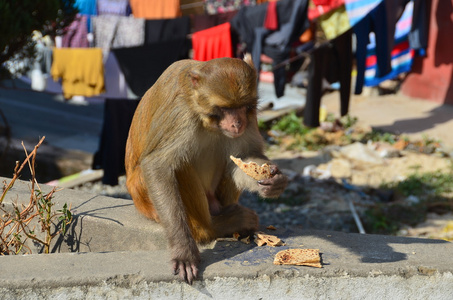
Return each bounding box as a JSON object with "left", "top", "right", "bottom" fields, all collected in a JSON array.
[
  {"left": 246, "top": 105, "right": 256, "bottom": 112},
  {"left": 208, "top": 114, "right": 220, "bottom": 121}
]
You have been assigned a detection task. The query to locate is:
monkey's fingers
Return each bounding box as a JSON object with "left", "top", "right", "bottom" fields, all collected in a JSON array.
[
  {"left": 185, "top": 263, "right": 198, "bottom": 285},
  {"left": 173, "top": 260, "right": 198, "bottom": 285},
  {"left": 172, "top": 260, "right": 180, "bottom": 275},
  {"left": 269, "top": 164, "right": 280, "bottom": 175}
]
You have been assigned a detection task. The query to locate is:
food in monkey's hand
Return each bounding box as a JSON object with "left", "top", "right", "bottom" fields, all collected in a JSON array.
[
  {"left": 230, "top": 155, "right": 272, "bottom": 180},
  {"left": 273, "top": 249, "right": 322, "bottom": 268}
]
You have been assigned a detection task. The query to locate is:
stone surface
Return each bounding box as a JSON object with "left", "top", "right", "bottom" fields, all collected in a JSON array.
[{"left": 1, "top": 176, "right": 452, "bottom": 299}]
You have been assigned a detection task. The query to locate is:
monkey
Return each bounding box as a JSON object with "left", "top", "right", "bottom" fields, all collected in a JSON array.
[{"left": 125, "top": 55, "right": 288, "bottom": 284}]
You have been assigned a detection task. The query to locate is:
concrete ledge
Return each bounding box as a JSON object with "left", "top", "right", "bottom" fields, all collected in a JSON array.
[{"left": 1, "top": 177, "right": 452, "bottom": 299}]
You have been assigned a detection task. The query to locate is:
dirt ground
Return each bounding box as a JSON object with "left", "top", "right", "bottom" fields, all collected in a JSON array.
[{"left": 267, "top": 142, "right": 453, "bottom": 241}]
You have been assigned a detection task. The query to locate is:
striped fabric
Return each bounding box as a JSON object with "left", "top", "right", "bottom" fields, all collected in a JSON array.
[
  {"left": 344, "top": 0, "right": 383, "bottom": 26},
  {"left": 364, "top": 1, "right": 414, "bottom": 86}
]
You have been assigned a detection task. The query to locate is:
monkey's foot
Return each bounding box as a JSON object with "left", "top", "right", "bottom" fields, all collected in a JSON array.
[
  {"left": 213, "top": 204, "right": 259, "bottom": 238},
  {"left": 172, "top": 259, "right": 199, "bottom": 285}
]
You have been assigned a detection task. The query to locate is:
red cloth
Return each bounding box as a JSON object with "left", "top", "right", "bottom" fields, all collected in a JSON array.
[
  {"left": 308, "top": 0, "right": 344, "bottom": 20},
  {"left": 192, "top": 22, "right": 233, "bottom": 61},
  {"left": 264, "top": 1, "right": 278, "bottom": 30}
]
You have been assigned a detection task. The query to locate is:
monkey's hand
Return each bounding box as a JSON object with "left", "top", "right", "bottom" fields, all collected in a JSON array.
[
  {"left": 172, "top": 241, "right": 200, "bottom": 285},
  {"left": 257, "top": 165, "right": 288, "bottom": 198}
]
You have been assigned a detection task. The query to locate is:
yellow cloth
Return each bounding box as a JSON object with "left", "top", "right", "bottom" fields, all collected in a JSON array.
[
  {"left": 319, "top": 4, "right": 351, "bottom": 40},
  {"left": 129, "top": 0, "right": 181, "bottom": 19},
  {"left": 51, "top": 48, "right": 105, "bottom": 99}
]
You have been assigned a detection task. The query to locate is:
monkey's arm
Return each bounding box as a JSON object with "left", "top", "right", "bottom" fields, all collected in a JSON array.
[{"left": 141, "top": 155, "right": 200, "bottom": 284}]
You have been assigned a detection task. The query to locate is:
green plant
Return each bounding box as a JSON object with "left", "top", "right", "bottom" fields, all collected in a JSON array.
[
  {"left": 381, "top": 169, "right": 453, "bottom": 198},
  {"left": 366, "top": 167, "right": 453, "bottom": 235},
  {"left": 271, "top": 111, "right": 311, "bottom": 136},
  {"left": 1, "top": 137, "right": 72, "bottom": 255},
  {"left": 362, "top": 129, "right": 399, "bottom": 144}
]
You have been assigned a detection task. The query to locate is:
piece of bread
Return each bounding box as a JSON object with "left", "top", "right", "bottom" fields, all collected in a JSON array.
[
  {"left": 254, "top": 232, "right": 284, "bottom": 247},
  {"left": 230, "top": 155, "right": 272, "bottom": 180},
  {"left": 273, "top": 249, "right": 322, "bottom": 268}
]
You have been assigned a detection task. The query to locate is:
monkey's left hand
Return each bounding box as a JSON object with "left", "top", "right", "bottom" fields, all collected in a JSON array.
[{"left": 257, "top": 165, "right": 288, "bottom": 198}]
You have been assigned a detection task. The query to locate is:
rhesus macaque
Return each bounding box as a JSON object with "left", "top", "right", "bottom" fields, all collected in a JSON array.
[{"left": 125, "top": 55, "right": 288, "bottom": 284}]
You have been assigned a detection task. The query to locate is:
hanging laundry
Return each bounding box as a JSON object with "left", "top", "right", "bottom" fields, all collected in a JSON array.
[
  {"left": 264, "top": 0, "right": 278, "bottom": 30},
  {"left": 407, "top": 0, "right": 430, "bottom": 54},
  {"left": 364, "top": 1, "right": 414, "bottom": 87},
  {"left": 102, "top": 52, "right": 131, "bottom": 99},
  {"left": 231, "top": 0, "right": 309, "bottom": 98},
  {"left": 74, "top": 0, "right": 97, "bottom": 32},
  {"left": 113, "top": 40, "right": 187, "bottom": 98},
  {"left": 97, "top": 0, "right": 130, "bottom": 16},
  {"left": 308, "top": 0, "right": 345, "bottom": 20},
  {"left": 191, "top": 10, "right": 238, "bottom": 32},
  {"left": 129, "top": 0, "right": 181, "bottom": 19},
  {"left": 192, "top": 22, "right": 234, "bottom": 61},
  {"left": 93, "top": 98, "right": 139, "bottom": 186},
  {"left": 62, "top": 14, "right": 89, "bottom": 48},
  {"left": 352, "top": 0, "right": 426, "bottom": 95},
  {"left": 204, "top": 0, "right": 256, "bottom": 15},
  {"left": 145, "top": 16, "right": 190, "bottom": 43},
  {"left": 344, "top": 0, "right": 382, "bottom": 27},
  {"left": 51, "top": 48, "right": 105, "bottom": 99},
  {"left": 317, "top": 4, "right": 351, "bottom": 40},
  {"left": 145, "top": 16, "right": 191, "bottom": 60},
  {"left": 92, "top": 15, "right": 145, "bottom": 58},
  {"left": 352, "top": 1, "right": 392, "bottom": 94},
  {"left": 303, "top": 30, "right": 353, "bottom": 127}
]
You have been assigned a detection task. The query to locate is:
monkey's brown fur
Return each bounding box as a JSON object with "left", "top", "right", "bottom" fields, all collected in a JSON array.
[{"left": 125, "top": 56, "right": 287, "bottom": 283}]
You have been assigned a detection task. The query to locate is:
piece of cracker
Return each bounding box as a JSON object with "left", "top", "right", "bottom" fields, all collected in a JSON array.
[
  {"left": 266, "top": 225, "right": 277, "bottom": 230},
  {"left": 230, "top": 155, "right": 272, "bottom": 181},
  {"left": 254, "top": 232, "right": 284, "bottom": 247},
  {"left": 273, "top": 249, "right": 322, "bottom": 268}
]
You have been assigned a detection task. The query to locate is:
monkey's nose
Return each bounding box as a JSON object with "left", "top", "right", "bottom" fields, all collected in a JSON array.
[{"left": 232, "top": 121, "right": 242, "bottom": 131}]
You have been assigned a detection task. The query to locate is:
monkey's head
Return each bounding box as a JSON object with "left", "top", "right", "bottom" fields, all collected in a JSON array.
[{"left": 189, "top": 56, "right": 258, "bottom": 138}]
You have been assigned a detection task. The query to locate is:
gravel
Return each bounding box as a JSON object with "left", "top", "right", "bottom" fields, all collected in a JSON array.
[{"left": 72, "top": 173, "right": 371, "bottom": 234}]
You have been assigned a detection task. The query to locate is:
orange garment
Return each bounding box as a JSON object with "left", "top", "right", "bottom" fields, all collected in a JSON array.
[
  {"left": 51, "top": 48, "right": 105, "bottom": 99},
  {"left": 192, "top": 22, "right": 233, "bottom": 61},
  {"left": 130, "top": 0, "right": 181, "bottom": 19}
]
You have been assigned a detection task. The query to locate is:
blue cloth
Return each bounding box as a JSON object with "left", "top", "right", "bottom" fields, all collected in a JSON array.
[
  {"left": 353, "top": 1, "right": 392, "bottom": 94},
  {"left": 345, "top": 0, "right": 383, "bottom": 26},
  {"left": 364, "top": 1, "right": 414, "bottom": 87},
  {"left": 75, "top": 0, "right": 97, "bottom": 32}
]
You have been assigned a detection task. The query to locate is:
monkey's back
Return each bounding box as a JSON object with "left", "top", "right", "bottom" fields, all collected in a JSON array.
[{"left": 124, "top": 59, "right": 204, "bottom": 220}]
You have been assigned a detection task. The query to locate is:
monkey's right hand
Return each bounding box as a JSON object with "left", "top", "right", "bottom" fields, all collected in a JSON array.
[
  {"left": 171, "top": 242, "right": 201, "bottom": 285},
  {"left": 257, "top": 165, "right": 288, "bottom": 198}
]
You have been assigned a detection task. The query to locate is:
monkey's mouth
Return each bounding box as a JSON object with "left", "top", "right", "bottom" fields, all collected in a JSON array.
[{"left": 222, "top": 129, "right": 245, "bottom": 139}]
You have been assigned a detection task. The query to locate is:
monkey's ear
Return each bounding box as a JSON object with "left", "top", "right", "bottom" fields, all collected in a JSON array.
[
  {"left": 189, "top": 70, "right": 201, "bottom": 88},
  {"left": 243, "top": 53, "right": 255, "bottom": 69}
]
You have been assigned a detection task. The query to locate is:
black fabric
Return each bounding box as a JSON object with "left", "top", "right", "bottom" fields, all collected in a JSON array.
[
  {"left": 408, "top": 0, "right": 430, "bottom": 52},
  {"left": 144, "top": 16, "right": 191, "bottom": 58},
  {"left": 303, "top": 30, "right": 353, "bottom": 127},
  {"left": 230, "top": 0, "right": 309, "bottom": 98},
  {"left": 191, "top": 10, "right": 238, "bottom": 32},
  {"left": 144, "top": 16, "right": 190, "bottom": 43},
  {"left": 112, "top": 39, "right": 187, "bottom": 98},
  {"left": 93, "top": 99, "right": 139, "bottom": 186}
]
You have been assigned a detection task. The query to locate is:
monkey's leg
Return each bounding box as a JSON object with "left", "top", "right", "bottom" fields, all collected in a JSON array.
[
  {"left": 211, "top": 204, "right": 259, "bottom": 238},
  {"left": 175, "top": 166, "right": 216, "bottom": 243},
  {"left": 212, "top": 176, "right": 259, "bottom": 237}
]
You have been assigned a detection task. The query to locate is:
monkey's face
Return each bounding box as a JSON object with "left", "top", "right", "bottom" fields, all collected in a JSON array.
[{"left": 217, "top": 106, "right": 248, "bottom": 138}]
